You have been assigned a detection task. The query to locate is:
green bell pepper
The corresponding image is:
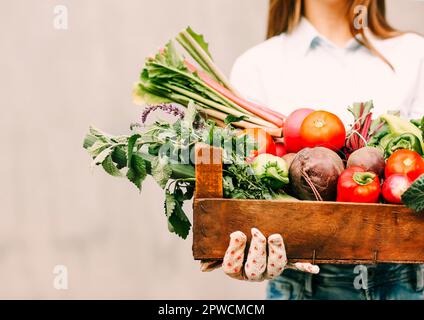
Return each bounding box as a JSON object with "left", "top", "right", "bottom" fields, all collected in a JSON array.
[
  {"left": 251, "top": 154, "right": 289, "bottom": 190},
  {"left": 385, "top": 133, "right": 423, "bottom": 158}
]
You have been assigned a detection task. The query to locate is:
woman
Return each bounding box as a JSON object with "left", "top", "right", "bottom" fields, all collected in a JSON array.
[{"left": 202, "top": 0, "right": 424, "bottom": 300}]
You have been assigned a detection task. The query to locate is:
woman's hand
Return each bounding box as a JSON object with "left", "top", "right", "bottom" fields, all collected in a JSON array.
[{"left": 201, "top": 228, "right": 319, "bottom": 281}]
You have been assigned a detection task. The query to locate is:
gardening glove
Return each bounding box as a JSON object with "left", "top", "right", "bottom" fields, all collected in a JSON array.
[{"left": 201, "top": 228, "right": 319, "bottom": 281}]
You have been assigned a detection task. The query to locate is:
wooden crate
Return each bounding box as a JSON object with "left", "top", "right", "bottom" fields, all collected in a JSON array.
[{"left": 192, "top": 144, "right": 424, "bottom": 264}]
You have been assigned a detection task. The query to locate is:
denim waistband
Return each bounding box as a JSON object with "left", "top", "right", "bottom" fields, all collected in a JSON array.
[
  {"left": 299, "top": 264, "right": 424, "bottom": 295},
  {"left": 315, "top": 264, "right": 421, "bottom": 285}
]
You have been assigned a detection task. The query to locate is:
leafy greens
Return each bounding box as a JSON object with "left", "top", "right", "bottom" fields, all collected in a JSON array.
[
  {"left": 83, "top": 103, "right": 277, "bottom": 239},
  {"left": 402, "top": 175, "right": 424, "bottom": 213}
]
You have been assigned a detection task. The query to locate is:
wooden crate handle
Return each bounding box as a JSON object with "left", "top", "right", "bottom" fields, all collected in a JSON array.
[{"left": 195, "top": 144, "right": 223, "bottom": 199}]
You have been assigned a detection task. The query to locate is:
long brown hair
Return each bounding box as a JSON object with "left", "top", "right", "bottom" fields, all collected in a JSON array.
[{"left": 267, "top": 0, "right": 402, "bottom": 68}]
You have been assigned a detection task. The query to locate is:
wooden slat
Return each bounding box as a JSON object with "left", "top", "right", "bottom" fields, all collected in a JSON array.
[
  {"left": 194, "top": 143, "right": 223, "bottom": 199},
  {"left": 193, "top": 199, "right": 424, "bottom": 264}
]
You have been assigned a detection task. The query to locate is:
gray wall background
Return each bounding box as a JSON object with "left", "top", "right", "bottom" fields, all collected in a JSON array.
[{"left": 1, "top": 0, "right": 423, "bottom": 299}]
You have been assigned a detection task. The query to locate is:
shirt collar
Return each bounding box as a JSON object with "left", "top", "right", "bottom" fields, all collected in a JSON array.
[{"left": 287, "top": 17, "right": 362, "bottom": 55}]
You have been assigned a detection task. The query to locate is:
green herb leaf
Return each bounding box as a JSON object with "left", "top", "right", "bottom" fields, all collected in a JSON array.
[
  {"left": 92, "top": 146, "right": 113, "bottom": 167},
  {"left": 164, "top": 192, "right": 175, "bottom": 218},
  {"left": 223, "top": 163, "right": 272, "bottom": 200},
  {"left": 186, "top": 27, "right": 212, "bottom": 58},
  {"left": 126, "top": 154, "right": 147, "bottom": 190},
  {"left": 83, "top": 134, "right": 97, "bottom": 150},
  {"left": 223, "top": 176, "right": 235, "bottom": 193},
  {"left": 164, "top": 41, "right": 185, "bottom": 69},
  {"left": 183, "top": 184, "right": 195, "bottom": 201},
  {"left": 174, "top": 202, "right": 189, "bottom": 222},
  {"left": 148, "top": 143, "right": 162, "bottom": 156},
  {"left": 111, "top": 147, "right": 127, "bottom": 169},
  {"left": 102, "top": 155, "right": 122, "bottom": 177},
  {"left": 164, "top": 191, "right": 191, "bottom": 239},
  {"left": 168, "top": 213, "right": 191, "bottom": 239},
  {"left": 183, "top": 101, "right": 198, "bottom": 127},
  {"left": 151, "top": 156, "right": 173, "bottom": 188},
  {"left": 89, "top": 126, "right": 109, "bottom": 139},
  {"left": 402, "top": 175, "right": 424, "bottom": 212},
  {"left": 133, "top": 82, "right": 172, "bottom": 106},
  {"left": 224, "top": 115, "right": 247, "bottom": 125},
  {"left": 87, "top": 141, "right": 109, "bottom": 158},
  {"left": 127, "top": 134, "right": 141, "bottom": 167}
]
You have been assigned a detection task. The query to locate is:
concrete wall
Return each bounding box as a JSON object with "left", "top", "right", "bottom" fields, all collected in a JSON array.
[{"left": 0, "top": 0, "right": 423, "bottom": 299}]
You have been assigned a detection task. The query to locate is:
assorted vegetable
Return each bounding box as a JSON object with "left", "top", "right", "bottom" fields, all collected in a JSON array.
[
  {"left": 300, "top": 111, "right": 346, "bottom": 151},
  {"left": 380, "top": 114, "right": 424, "bottom": 151},
  {"left": 237, "top": 128, "right": 276, "bottom": 159},
  {"left": 345, "top": 101, "right": 375, "bottom": 153},
  {"left": 281, "top": 153, "right": 296, "bottom": 169},
  {"left": 385, "top": 133, "right": 423, "bottom": 158},
  {"left": 369, "top": 113, "right": 424, "bottom": 157},
  {"left": 84, "top": 103, "right": 290, "bottom": 239},
  {"left": 385, "top": 150, "right": 424, "bottom": 182},
  {"left": 346, "top": 147, "right": 385, "bottom": 177},
  {"left": 183, "top": 60, "right": 286, "bottom": 127},
  {"left": 289, "top": 147, "right": 344, "bottom": 201},
  {"left": 402, "top": 175, "right": 424, "bottom": 212},
  {"left": 83, "top": 28, "right": 424, "bottom": 240},
  {"left": 283, "top": 108, "right": 314, "bottom": 152},
  {"left": 133, "top": 27, "right": 283, "bottom": 137},
  {"left": 251, "top": 154, "right": 289, "bottom": 190},
  {"left": 274, "top": 142, "right": 288, "bottom": 157},
  {"left": 337, "top": 167, "right": 381, "bottom": 203},
  {"left": 382, "top": 174, "right": 412, "bottom": 204},
  {"left": 413, "top": 116, "right": 424, "bottom": 133}
]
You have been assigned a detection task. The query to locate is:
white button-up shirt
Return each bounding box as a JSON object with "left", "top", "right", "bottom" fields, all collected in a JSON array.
[{"left": 230, "top": 18, "right": 424, "bottom": 125}]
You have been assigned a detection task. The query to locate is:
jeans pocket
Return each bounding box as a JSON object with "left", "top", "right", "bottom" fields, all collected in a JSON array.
[
  {"left": 266, "top": 276, "right": 305, "bottom": 300},
  {"left": 380, "top": 274, "right": 424, "bottom": 300}
]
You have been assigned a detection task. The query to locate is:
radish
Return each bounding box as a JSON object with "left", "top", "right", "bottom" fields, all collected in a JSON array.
[
  {"left": 283, "top": 108, "right": 314, "bottom": 153},
  {"left": 382, "top": 174, "right": 413, "bottom": 204}
]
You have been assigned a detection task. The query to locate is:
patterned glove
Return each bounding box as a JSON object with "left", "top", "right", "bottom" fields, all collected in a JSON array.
[{"left": 201, "top": 228, "right": 319, "bottom": 281}]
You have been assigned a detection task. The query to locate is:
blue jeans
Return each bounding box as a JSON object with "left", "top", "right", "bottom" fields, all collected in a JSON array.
[{"left": 267, "top": 264, "right": 424, "bottom": 300}]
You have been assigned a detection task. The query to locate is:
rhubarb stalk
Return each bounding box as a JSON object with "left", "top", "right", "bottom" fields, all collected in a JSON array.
[
  {"left": 177, "top": 29, "right": 239, "bottom": 95},
  {"left": 184, "top": 60, "right": 286, "bottom": 128}
]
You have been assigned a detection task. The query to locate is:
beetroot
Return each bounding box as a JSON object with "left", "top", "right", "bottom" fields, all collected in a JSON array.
[
  {"left": 347, "top": 147, "right": 385, "bottom": 177},
  {"left": 289, "top": 147, "right": 345, "bottom": 201}
]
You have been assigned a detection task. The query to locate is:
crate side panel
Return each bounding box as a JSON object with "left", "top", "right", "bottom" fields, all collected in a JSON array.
[{"left": 193, "top": 199, "right": 424, "bottom": 263}]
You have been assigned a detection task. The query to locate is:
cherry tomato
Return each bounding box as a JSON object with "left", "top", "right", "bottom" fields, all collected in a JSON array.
[
  {"left": 275, "top": 142, "right": 287, "bottom": 157},
  {"left": 283, "top": 108, "right": 314, "bottom": 153},
  {"left": 300, "top": 111, "right": 346, "bottom": 151},
  {"left": 382, "top": 174, "right": 413, "bottom": 204},
  {"left": 385, "top": 149, "right": 424, "bottom": 182},
  {"left": 239, "top": 128, "right": 276, "bottom": 158}
]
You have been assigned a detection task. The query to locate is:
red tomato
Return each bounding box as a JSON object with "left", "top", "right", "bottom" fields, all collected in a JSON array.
[
  {"left": 385, "top": 150, "right": 424, "bottom": 182},
  {"left": 283, "top": 108, "right": 314, "bottom": 153},
  {"left": 382, "top": 174, "right": 413, "bottom": 204},
  {"left": 239, "top": 128, "right": 276, "bottom": 158},
  {"left": 275, "top": 142, "right": 287, "bottom": 157},
  {"left": 300, "top": 111, "right": 346, "bottom": 151}
]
